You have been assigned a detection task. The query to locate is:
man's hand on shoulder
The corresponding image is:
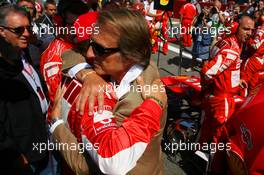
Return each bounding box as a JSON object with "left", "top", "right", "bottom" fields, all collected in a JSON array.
[
  {"left": 75, "top": 69, "right": 109, "bottom": 115},
  {"left": 137, "top": 76, "right": 167, "bottom": 109}
]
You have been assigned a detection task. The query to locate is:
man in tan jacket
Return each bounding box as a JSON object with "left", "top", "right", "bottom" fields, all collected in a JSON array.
[{"left": 51, "top": 9, "right": 167, "bottom": 175}]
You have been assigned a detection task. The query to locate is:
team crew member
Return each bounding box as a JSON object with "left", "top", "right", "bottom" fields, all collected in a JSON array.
[
  {"left": 198, "top": 16, "right": 254, "bottom": 173},
  {"left": 179, "top": 0, "right": 197, "bottom": 47},
  {"left": 40, "top": 1, "right": 92, "bottom": 115},
  {"left": 199, "top": 16, "right": 255, "bottom": 145},
  {"left": 241, "top": 11, "right": 264, "bottom": 90},
  {"left": 152, "top": 10, "right": 171, "bottom": 55}
]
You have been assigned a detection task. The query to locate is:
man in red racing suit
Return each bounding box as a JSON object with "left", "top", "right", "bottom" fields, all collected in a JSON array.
[
  {"left": 40, "top": 38, "right": 73, "bottom": 105},
  {"left": 199, "top": 16, "right": 254, "bottom": 173},
  {"left": 40, "top": 11, "right": 97, "bottom": 119},
  {"left": 179, "top": 0, "right": 197, "bottom": 47},
  {"left": 241, "top": 20, "right": 264, "bottom": 90},
  {"left": 200, "top": 34, "right": 242, "bottom": 144},
  {"left": 49, "top": 77, "right": 165, "bottom": 175},
  {"left": 151, "top": 10, "right": 171, "bottom": 55}
]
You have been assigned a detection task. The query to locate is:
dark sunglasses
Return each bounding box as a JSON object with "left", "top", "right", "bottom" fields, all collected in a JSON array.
[
  {"left": 1, "top": 25, "right": 32, "bottom": 36},
  {"left": 89, "top": 39, "right": 120, "bottom": 57}
]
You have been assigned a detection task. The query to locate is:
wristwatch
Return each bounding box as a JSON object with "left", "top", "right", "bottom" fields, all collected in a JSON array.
[
  {"left": 49, "top": 117, "right": 64, "bottom": 133},
  {"left": 146, "top": 96, "right": 164, "bottom": 109},
  {"left": 50, "top": 117, "right": 61, "bottom": 126}
]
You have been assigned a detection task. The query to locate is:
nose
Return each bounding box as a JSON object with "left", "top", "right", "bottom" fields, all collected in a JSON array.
[
  {"left": 85, "top": 46, "right": 96, "bottom": 64},
  {"left": 86, "top": 45, "right": 95, "bottom": 58},
  {"left": 246, "top": 30, "right": 252, "bottom": 37},
  {"left": 249, "top": 29, "right": 253, "bottom": 36},
  {"left": 22, "top": 27, "right": 30, "bottom": 37}
]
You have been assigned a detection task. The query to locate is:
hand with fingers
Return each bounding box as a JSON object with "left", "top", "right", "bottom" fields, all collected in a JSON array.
[
  {"left": 136, "top": 76, "right": 167, "bottom": 109},
  {"left": 75, "top": 71, "right": 109, "bottom": 116},
  {"left": 51, "top": 85, "right": 66, "bottom": 120},
  {"left": 240, "top": 79, "right": 248, "bottom": 89}
]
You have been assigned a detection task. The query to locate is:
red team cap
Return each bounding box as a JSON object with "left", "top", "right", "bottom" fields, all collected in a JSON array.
[
  {"left": 35, "top": 2, "right": 43, "bottom": 13},
  {"left": 74, "top": 12, "right": 99, "bottom": 43}
]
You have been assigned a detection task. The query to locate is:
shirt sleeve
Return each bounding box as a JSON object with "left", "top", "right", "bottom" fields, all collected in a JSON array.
[
  {"left": 250, "top": 29, "right": 264, "bottom": 50},
  {"left": 81, "top": 99, "right": 163, "bottom": 175},
  {"left": 68, "top": 63, "right": 91, "bottom": 78},
  {"left": 0, "top": 101, "right": 17, "bottom": 152},
  {"left": 148, "top": 1, "right": 157, "bottom": 15},
  {"left": 202, "top": 48, "right": 238, "bottom": 81},
  {"left": 241, "top": 55, "right": 264, "bottom": 82}
]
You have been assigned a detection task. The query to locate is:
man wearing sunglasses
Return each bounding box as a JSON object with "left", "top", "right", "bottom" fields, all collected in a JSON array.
[
  {"left": 17, "top": 0, "right": 44, "bottom": 69},
  {"left": 53, "top": 9, "right": 167, "bottom": 175},
  {"left": 0, "top": 4, "right": 48, "bottom": 174}
]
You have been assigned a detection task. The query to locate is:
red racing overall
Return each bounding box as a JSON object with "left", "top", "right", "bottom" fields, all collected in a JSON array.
[
  {"left": 179, "top": 3, "right": 197, "bottom": 47},
  {"left": 40, "top": 38, "right": 73, "bottom": 117},
  {"left": 241, "top": 25, "right": 264, "bottom": 90},
  {"left": 200, "top": 35, "right": 242, "bottom": 144},
  {"left": 60, "top": 77, "right": 163, "bottom": 174}
]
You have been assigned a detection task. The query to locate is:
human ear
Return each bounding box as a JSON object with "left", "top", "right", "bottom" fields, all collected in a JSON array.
[{"left": 0, "top": 27, "right": 6, "bottom": 38}]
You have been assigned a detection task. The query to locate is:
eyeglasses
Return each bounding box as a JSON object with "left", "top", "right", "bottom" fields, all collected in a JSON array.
[
  {"left": 0, "top": 25, "right": 32, "bottom": 36},
  {"left": 21, "top": 5, "right": 34, "bottom": 12},
  {"left": 89, "top": 39, "right": 120, "bottom": 57}
]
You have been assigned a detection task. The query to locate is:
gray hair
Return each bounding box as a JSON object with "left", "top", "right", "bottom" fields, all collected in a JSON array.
[{"left": 0, "top": 4, "right": 28, "bottom": 26}]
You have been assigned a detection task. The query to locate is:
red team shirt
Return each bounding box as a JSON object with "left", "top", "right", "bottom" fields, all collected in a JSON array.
[
  {"left": 202, "top": 35, "right": 242, "bottom": 95},
  {"left": 40, "top": 38, "right": 73, "bottom": 104},
  {"left": 241, "top": 25, "right": 264, "bottom": 89},
  {"left": 60, "top": 77, "right": 163, "bottom": 174}
]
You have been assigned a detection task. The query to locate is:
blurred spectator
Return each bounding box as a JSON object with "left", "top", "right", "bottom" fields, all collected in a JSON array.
[
  {"left": 209, "top": 0, "right": 225, "bottom": 44},
  {"left": 233, "top": 4, "right": 242, "bottom": 21},
  {"left": 254, "top": 9, "right": 261, "bottom": 24},
  {"left": 243, "top": 0, "right": 264, "bottom": 17},
  {"left": 17, "top": 0, "right": 34, "bottom": 20},
  {"left": 143, "top": 0, "right": 163, "bottom": 53},
  {"left": 34, "top": 2, "right": 43, "bottom": 21},
  {"left": 35, "top": 0, "right": 57, "bottom": 53},
  {"left": 190, "top": 9, "right": 212, "bottom": 70},
  {"left": 260, "top": 0, "right": 264, "bottom": 10}
]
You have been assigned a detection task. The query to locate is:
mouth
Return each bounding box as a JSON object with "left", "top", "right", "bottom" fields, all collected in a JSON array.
[
  {"left": 245, "top": 36, "right": 250, "bottom": 41},
  {"left": 19, "top": 38, "right": 28, "bottom": 43},
  {"left": 94, "top": 62, "right": 100, "bottom": 67}
]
